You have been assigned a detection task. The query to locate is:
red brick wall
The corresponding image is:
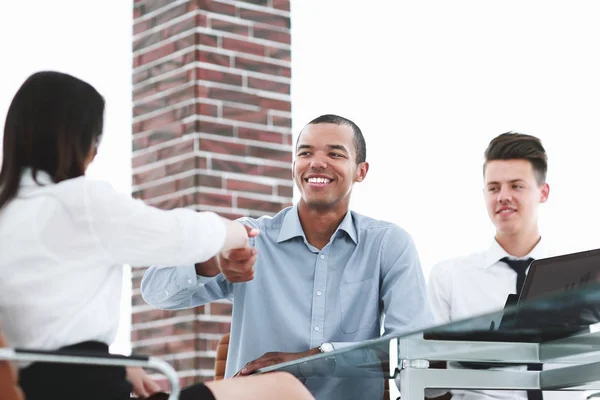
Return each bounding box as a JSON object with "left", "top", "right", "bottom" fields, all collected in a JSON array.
[{"left": 131, "top": 0, "right": 292, "bottom": 388}]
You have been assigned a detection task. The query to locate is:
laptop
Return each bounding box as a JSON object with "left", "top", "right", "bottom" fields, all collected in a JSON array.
[
  {"left": 517, "top": 248, "right": 600, "bottom": 304},
  {"left": 444, "top": 249, "right": 600, "bottom": 367},
  {"left": 426, "top": 248, "right": 600, "bottom": 344},
  {"left": 497, "top": 248, "right": 600, "bottom": 337}
]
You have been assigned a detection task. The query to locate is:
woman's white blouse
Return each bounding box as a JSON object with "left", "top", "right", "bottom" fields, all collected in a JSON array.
[{"left": 0, "top": 169, "right": 226, "bottom": 353}]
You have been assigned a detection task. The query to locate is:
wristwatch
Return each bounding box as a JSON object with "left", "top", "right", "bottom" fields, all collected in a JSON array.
[{"left": 319, "top": 342, "right": 335, "bottom": 353}]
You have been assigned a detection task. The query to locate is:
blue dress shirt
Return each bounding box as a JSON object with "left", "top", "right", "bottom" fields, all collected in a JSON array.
[{"left": 141, "top": 205, "right": 433, "bottom": 399}]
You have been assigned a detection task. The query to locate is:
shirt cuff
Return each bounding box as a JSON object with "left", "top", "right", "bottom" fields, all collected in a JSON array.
[
  {"left": 176, "top": 264, "right": 200, "bottom": 289},
  {"left": 196, "top": 273, "right": 220, "bottom": 284},
  {"left": 143, "top": 264, "right": 199, "bottom": 306}
]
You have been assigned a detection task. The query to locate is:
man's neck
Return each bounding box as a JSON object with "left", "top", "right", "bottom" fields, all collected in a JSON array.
[
  {"left": 496, "top": 229, "right": 541, "bottom": 258},
  {"left": 297, "top": 202, "right": 348, "bottom": 250}
]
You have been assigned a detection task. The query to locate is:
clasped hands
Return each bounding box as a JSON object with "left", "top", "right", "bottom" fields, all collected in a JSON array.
[{"left": 218, "top": 223, "right": 260, "bottom": 283}]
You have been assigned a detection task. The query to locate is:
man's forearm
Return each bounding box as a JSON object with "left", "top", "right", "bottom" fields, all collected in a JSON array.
[{"left": 195, "top": 256, "right": 221, "bottom": 277}]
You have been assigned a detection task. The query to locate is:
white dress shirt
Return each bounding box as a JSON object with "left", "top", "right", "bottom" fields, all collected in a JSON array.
[
  {"left": 428, "top": 238, "right": 581, "bottom": 400},
  {"left": 428, "top": 239, "right": 549, "bottom": 324},
  {"left": 0, "top": 169, "right": 226, "bottom": 355}
]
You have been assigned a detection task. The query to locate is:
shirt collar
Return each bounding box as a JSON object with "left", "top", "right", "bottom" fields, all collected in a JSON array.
[
  {"left": 277, "top": 204, "right": 358, "bottom": 245},
  {"left": 336, "top": 210, "right": 358, "bottom": 244},
  {"left": 482, "top": 236, "right": 549, "bottom": 268},
  {"left": 20, "top": 168, "right": 53, "bottom": 187}
]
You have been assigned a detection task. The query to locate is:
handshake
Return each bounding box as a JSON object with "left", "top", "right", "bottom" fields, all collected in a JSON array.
[{"left": 211, "top": 219, "right": 261, "bottom": 283}]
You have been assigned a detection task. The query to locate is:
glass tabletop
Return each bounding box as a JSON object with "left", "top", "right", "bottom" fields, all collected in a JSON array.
[{"left": 257, "top": 282, "right": 600, "bottom": 379}]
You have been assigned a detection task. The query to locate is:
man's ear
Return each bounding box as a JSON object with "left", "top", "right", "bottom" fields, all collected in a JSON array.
[
  {"left": 540, "top": 182, "right": 550, "bottom": 203},
  {"left": 355, "top": 162, "right": 369, "bottom": 182}
]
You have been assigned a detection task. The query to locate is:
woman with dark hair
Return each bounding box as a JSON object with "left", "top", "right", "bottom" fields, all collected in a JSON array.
[{"left": 0, "top": 71, "right": 313, "bottom": 400}]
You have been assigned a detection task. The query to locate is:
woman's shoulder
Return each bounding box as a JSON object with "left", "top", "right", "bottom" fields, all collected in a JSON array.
[{"left": 50, "top": 176, "right": 119, "bottom": 211}]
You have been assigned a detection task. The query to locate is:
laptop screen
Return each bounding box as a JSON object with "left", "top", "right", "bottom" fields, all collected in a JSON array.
[{"left": 519, "top": 248, "right": 600, "bottom": 303}]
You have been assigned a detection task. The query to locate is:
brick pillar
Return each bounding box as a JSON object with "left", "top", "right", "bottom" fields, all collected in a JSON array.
[{"left": 130, "top": 0, "right": 292, "bottom": 388}]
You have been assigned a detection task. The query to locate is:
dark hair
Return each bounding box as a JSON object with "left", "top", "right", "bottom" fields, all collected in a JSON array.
[
  {"left": 484, "top": 131, "right": 548, "bottom": 185},
  {"left": 299, "top": 114, "right": 367, "bottom": 164},
  {"left": 0, "top": 71, "right": 105, "bottom": 210}
]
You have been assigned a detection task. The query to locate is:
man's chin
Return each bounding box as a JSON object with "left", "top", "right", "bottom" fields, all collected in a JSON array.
[
  {"left": 495, "top": 223, "right": 520, "bottom": 236},
  {"left": 304, "top": 198, "right": 334, "bottom": 210}
]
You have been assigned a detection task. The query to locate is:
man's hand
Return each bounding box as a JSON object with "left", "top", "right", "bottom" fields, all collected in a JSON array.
[
  {"left": 196, "top": 224, "right": 260, "bottom": 280},
  {"left": 234, "top": 349, "right": 320, "bottom": 376},
  {"left": 126, "top": 366, "right": 161, "bottom": 398},
  {"left": 219, "top": 223, "right": 260, "bottom": 283},
  {"left": 218, "top": 245, "right": 258, "bottom": 282}
]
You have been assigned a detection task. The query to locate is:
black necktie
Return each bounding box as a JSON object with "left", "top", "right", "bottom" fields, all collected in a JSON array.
[
  {"left": 501, "top": 256, "right": 543, "bottom": 400},
  {"left": 501, "top": 257, "right": 533, "bottom": 295}
]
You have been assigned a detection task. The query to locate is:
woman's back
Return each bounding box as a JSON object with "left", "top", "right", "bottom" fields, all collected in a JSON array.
[
  {"left": 0, "top": 170, "right": 122, "bottom": 350},
  {"left": 0, "top": 164, "right": 235, "bottom": 353}
]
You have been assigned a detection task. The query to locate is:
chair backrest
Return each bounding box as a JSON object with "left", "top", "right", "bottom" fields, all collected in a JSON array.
[
  {"left": 214, "top": 333, "right": 230, "bottom": 380},
  {"left": 0, "top": 329, "right": 25, "bottom": 400}
]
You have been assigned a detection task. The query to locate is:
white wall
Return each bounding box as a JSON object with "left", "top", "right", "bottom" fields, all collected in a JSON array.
[
  {"left": 0, "top": 0, "right": 133, "bottom": 353},
  {"left": 291, "top": 0, "right": 600, "bottom": 276}
]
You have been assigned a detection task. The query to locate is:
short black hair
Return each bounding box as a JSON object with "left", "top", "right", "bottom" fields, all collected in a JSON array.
[
  {"left": 299, "top": 114, "right": 366, "bottom": 164},
  {"left": 0, "top": 71, "right": 105, "bottom": 210},
  {"left": 484, "top": 131, "right": 548, "bottom": 185}
]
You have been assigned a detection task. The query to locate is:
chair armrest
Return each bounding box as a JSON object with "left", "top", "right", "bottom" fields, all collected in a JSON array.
[{"left": 0, "top": 348, "right": 179, "bottom": 400}]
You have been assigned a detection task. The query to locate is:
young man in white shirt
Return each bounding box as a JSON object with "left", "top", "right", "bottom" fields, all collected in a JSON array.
[{"left": 428, "top": 132, "right": 559, "bottom": 400}]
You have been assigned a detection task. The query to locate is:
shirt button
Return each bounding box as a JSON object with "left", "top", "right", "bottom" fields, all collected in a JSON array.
[
  {"left": 320, "top": 255, "right": 325, "bottom": 259},
  {"left": 314, "top": 326, "right": 320, "bottom": 332},
  {"left": 165, "top": 290, "right": 169, "bottom": 296},
  {"left": 187, "top": 279, "right": 193, "bottom": 284},
  {"left": 316, "top": 291, "right": 322, "bottom": 296}
]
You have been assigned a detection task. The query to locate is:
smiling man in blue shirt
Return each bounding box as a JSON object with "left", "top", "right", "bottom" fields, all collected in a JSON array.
[{"left": 141, "top": 114, "right": 433, "bottom": 399}]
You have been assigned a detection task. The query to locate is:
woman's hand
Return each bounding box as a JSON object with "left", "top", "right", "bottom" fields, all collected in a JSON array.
[{"left": 126, "top": 366, "right": 161, "bottom": 398}]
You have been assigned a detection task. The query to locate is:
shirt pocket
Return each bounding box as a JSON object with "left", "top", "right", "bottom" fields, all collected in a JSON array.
[{"left": 340, "top": 277, "right": 378, "bottom": 333}]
